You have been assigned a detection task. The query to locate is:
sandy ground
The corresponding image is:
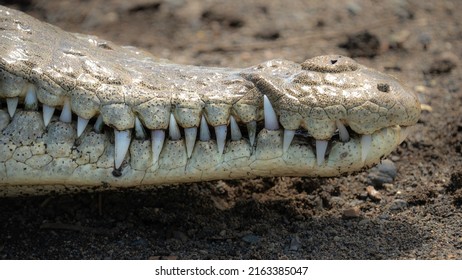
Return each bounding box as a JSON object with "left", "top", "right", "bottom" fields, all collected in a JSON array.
[{"left": 0, "top": 0, "right": 461, "bottom": 259}]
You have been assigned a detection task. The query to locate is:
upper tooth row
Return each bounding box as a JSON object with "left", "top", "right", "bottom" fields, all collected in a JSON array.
[{"left": 0, "top": 85, "right": 371, "bottom": 169}]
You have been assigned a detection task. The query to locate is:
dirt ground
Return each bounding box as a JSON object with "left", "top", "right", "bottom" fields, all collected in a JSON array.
[{"left": 1, "top": 0, "right": 461, "bottom": 259}]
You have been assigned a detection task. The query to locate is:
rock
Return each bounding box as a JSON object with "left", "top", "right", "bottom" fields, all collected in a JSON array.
[
  {"left": 366, "top": 185, "right": 382, "bottom": 201},
  {"left": 342, "top": 206, "right": 361, "bottom": 218},
  {"left": 367, "top": 159, "right": 397, "bottom": 187},
  {"left": 389, "top": 199, "right": 408, "bottom": 211}
]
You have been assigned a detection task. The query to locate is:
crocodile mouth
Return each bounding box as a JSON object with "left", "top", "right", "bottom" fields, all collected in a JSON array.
[{"left": 0, "top": 5, "right": 420, "bottom": 195}]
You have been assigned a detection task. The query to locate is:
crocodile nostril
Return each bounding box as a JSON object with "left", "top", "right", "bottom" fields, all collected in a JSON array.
[
  {"left": 377, "top": 83, "right": 390, "bottom": 92},
  {"left": 330, "top": 59, "right": 338, "bottom": 65}
]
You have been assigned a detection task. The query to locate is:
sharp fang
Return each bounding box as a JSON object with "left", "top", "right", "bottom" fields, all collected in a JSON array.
[
  {"left": 361, "top": 134, "right": 372, "bottom": 162},
  {"left": 42, "top": 105, "right": 55, "bottom": 127},
  {"left": 169, "top": 113, "right": 181, "bottom": 140},
  {"left": 94, "top": 115, "right": 104, "bottom": 133},
  {"left": 200, "top": 115, "right": 211, "bottom": 141},
  {"left": 24, "top": 85, "right": 38, "bottom": 111},
  {"left": 114, "top": 129, "right": 131, "bottom": 169},
  {"left": 316, "top": 140, "right": 328, "bottom": 166},
  {"left": 264, "top": 95, "right": 279, "bottom": 130},
  {"left": 6, "top": 97, "right": 18, "bottom": 118},
  {"left": 230, "top": 116, "right": 242, "bottom": 141},
  {"left": 283, "top": 129, "right": 295, "bottom": 153},
  {"left": 247, "top": 121, "right": 257, "bottom": 146},
  {"left": 134, "top": 117, "right": 147, "bottom": 140},
  {"left": 151, "top": 129, "right": 165, "bottom": 164},
  {"left": 184, "top": 127, "right": 197, "bottom": 158},
  {"left": 77, "top": 116, "right": 90, "bottom": 137},
  {"left": 215, "top": 124, "right": 227, "bottom": 154},
  {"left": 336, "top": 120, "right": 350, "bottom": 142},
  {"left": 59, "top": 98, "right": 72, "bottom": 123}
]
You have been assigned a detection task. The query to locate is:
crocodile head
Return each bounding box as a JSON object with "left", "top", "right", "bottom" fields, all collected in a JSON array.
[{"left": 0, "top": 5, "right": 420, "bottom": 196}]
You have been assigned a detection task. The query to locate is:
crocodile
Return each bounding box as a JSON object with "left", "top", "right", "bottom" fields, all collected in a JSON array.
[{"left": 0, "top": 5, "right": 420, "bottom": 196}]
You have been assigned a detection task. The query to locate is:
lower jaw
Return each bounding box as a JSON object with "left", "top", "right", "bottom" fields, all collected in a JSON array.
[{"left": 0, "top": 110, "right": 407, "bottom": 196}]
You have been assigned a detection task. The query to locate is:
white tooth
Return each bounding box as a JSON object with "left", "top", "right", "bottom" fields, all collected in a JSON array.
[
  {"left": 59, "top": 97, "right": 72, "bottom": 123},
  {"left": 42, "top": 104, "right": 55, "bottom": 127},
  {"left": 200, "top": 115, "right": 211, "bottom": 141},
  {"left": 247, "top": 121, "right": 257, "bottom": 146},
  {"left": 114, "top": 129, "right": 131, "bottom": 169},
  {"left": 184, "top": 127, "right": 197, "bottom": 158},
  {"left": 264, "top": 95, "right": 279, "bottom": 130},
  {"left": 230, "top": 116, "right": 242, "bottom": 141},
  {"left": 134, "top": 117, "right": 147, "bottom": 140},
  {"left": 24, "top": 85, "right": 38, "bottom": 110},
  {"left": 77, "top": 116, "right": 90, "bottom": 137},
  {"left": 361, "top": 134, "right": 372, "bottom": 162},
  {"left": 169, "top": 113, "right": 181, "bottom": 140},
  {"left": 316, "top": 140, "right": 328, "bottom": 166},
  {"left": 336, "top": 120, "right": 350, "bottom": 142},
  {"left": 151, "top": 129, "right": 165, "bottom": 164},
  {"left": 215, "top": 124, "right": 227, "bottom": 154},
  {"left": 94, "top": 115, "right": 104, "bottom": 133},
  {"left": 6, "top": 97, "right": 18, "bottom": 118},
  {"left": 283, "top": 129, "right": 295, "bottom": 153}
]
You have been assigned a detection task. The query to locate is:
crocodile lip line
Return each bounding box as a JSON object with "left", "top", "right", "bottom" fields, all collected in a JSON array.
[{"left": 0, "top": 5, "right": 421, "bottom": 195}]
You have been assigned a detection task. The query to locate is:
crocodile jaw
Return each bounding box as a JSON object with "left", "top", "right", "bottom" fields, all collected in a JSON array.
[{"left": 0, "top": 6, "right": 420, "bottom": 196}]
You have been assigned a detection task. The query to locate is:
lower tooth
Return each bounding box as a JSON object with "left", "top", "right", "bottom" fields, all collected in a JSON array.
[
  {"left": 215, "top": 124, "right": 227, "bottom": 154},
  {"left": 184, "top": 127, "right": 197, "bottom": 158},
  {"left": 151, "top": 129, "right": 165, "bottom": 164},
  {"left": 134, "top": 117, "right": 147, "bottom": 140},
  {"left": 77, "top": 116, "right": 90, "bottom": 137},
  {"left": 316, "top": 140, "right": 328, "bottom": 166},
  {"left": 230, "top": 116, "right": 242, "bottom": 141},
  {"left": 43, "top": 105, "right": 55, "bottom": 127},
  {"left": 94, "top": 115, "right": 104, "bottom": 133},
  {"left": 283, "top": 129, "right": 295, "bottom": 153},
  {"left": 169, "top": 113, "right": 181, "bottom": 140},
  {"left": 24, "top": 85, "right": 38, "bottom": 111},
  {"left": 114, "top": 129, "right": 131, "bottom": 169},
  {"left": 336, "top": 120, "right": 350, "bottom": 142},
  {"left": 361, "top": 134, "right": 372, "bottom": 162},
  {"left": 6, "top": 97, "right": 18, "bottom": 118},
  {"left": 247, "top": 121, "right": 257, "bottom": 146},
  {"left": 59, "top": 97, "right": 72, "bottom": 123},
  {"left": 200, "top": 115, "right": 211, "bottom": 141}
]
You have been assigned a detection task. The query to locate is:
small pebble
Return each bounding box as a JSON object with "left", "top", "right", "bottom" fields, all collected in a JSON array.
[
  {"left": 330, "top": 196, "right": 345, "bottom": 207},
  {"left": 343, "top": 206, "right": 361, "bottom": 218},
  {"left": 366, "top": 185, "right": 382, "bottom": 201},
  {"left": 367, "top": 159, "right": 397, "bottom": 187},
  {"left": 389, "top": 199, "right": 408, "bottom": 211}
]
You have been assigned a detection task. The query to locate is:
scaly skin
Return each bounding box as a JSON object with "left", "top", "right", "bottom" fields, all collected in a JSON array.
[{"left": 0, "top": 6, "right": 420, "bottom": 196}]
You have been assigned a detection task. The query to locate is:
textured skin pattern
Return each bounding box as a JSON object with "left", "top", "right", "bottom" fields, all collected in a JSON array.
[{"left": 0, "top": 6, "right": 420, "bottom": 196}]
